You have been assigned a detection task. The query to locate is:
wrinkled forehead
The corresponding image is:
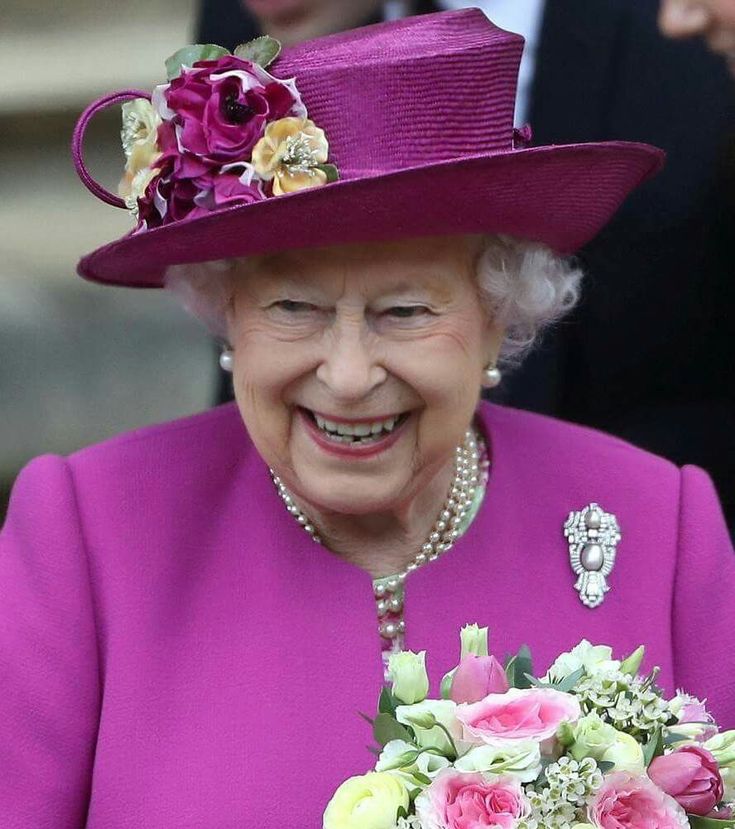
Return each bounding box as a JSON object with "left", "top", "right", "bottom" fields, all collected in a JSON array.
[{"left": 232, "top": 234, "right": 483, "bottom": 296}]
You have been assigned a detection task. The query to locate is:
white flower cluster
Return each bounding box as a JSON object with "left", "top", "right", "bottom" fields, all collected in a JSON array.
[
  {"left": 518, "top": 756, "right": 602, "bottom": 829},
  {"left": 575, "top": 669, "right": 671, "bottom": 736}
]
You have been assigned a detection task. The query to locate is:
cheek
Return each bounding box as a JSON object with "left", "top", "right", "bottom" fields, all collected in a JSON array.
[
  {"left": 229, "top": 321, "right": 314, "bottom": 464},
  {"left": 391, "top": 317, "right": 485, "bottom": 410},
  {"left": 387, "top": 318, "right": 486, "bottom": 458}
]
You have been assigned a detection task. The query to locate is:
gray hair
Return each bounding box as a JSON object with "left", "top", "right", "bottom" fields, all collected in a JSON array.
[{"left": 165, "top": 236, "right": 582, "bottom": 368}]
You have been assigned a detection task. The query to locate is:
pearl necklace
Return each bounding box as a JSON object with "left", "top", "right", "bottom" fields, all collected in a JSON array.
[{"left": 270, "top": 427, "right": 489, "bottom": 664}]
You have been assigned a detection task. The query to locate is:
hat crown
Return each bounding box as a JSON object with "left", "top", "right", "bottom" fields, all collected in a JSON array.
[{"left": 273, "top": 9, "right": 524, "bottom": 177}]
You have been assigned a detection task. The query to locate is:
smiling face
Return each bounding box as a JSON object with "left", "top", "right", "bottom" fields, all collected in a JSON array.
[{"left": 226, "top": 235, "right": 503, "bottom": 517}]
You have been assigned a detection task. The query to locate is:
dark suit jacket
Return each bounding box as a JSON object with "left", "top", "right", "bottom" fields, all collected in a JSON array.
[{"left": 196, "top": 0, "right": 735, "bottom": 528}]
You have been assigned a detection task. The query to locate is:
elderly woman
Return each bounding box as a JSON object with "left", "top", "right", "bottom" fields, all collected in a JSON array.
[{"left": 1, "top": 10, "right": 734, "bottom": 827}]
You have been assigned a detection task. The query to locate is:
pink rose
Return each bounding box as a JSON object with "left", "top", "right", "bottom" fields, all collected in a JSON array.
[
  {"left": 648, "top": 746, "right": 724, "bottom": 816},
  {"left": 589, "top": 772, "right": 689, "bottom": 829},
  {"left": 450, "top": 655, "right": 509, "bottom": 704},
  {"left": 415, "top": 770, "right": 529, "bottom": 829},
  {"left": 163, "top": 55, "right": 305, "bottom": 163},
  {"left": 457, "top": 687, "right": 581, "bottom": 746}
]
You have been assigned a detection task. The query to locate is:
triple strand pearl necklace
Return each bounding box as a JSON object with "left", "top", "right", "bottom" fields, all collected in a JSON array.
[{"left": 271, "top": 427, "right": 489, "bottom": 672}]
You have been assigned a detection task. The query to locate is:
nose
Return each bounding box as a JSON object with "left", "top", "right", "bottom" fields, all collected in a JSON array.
[{"left": 316, "top": 315, "right": 387, "bottom": 403}]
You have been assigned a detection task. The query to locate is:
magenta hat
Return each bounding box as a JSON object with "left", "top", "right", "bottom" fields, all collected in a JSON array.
[{"left": 73, "top": 8, "right": 664, "bottom": 288}]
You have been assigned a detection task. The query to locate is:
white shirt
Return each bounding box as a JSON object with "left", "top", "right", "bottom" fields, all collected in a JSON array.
[{"left": 434, "top": 0, "right": 547, "bottom": 125}]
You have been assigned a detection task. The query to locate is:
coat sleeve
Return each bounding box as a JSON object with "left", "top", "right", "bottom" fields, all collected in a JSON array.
[
  {"left": 672, "top": 464, "right": 735, "bottom": 728},
  {"left": 0, "top": 455, "right": 100, "bottom": 828}
]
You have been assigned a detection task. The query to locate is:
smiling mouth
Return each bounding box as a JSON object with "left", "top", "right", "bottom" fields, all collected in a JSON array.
[{"left": 300, "top": 407, "right": 411, "bottom": 445}]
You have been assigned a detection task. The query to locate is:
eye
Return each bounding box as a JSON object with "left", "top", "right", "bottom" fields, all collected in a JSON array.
[
  {"left": 270, "top": 300, "right": 316, "bottom": 313},
  {"left": 385, "top": 305, "right": 432, "bottom": 319}
]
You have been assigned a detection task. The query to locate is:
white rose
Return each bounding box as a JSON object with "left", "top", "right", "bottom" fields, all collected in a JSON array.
[
  {"left": 396, "top": 699, "right": 463, "bottom": 757},
  {"left": 454, "top": 741, "right": 542, "bottom": 782},
  {"left": 375, "top": 739, "right": 450, "bottom": 786},
  {"left": 544, "top": 640, "right": 620, "bottom": 682},
  {"left": 599, "top": 729, "right": 645, "bottom": 774},
  {"left": 323, "top": 772, "right": 409, "bottom": 829},
  {"left": 388, "top": 651, "right": 430, "bottom": 705}
]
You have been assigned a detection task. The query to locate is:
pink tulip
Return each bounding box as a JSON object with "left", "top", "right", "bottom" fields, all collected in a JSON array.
[
  {"left": 450, "top": 655, "right": 509, "bottom": 704},
  {"left": 648, "top": 745, "right": 724, "bottom": 816}
]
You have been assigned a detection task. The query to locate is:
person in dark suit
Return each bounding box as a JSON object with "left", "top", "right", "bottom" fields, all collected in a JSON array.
[{"left": 196, "top": 0, "right": 735, "bottom": 531}]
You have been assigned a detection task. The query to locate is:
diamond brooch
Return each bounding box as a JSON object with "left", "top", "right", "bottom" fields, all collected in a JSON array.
[{"left": 563, "top": 503, "right": 621, "bottom": 608}]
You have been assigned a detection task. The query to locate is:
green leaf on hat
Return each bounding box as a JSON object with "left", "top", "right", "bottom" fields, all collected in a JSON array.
[
  {"left": 316, "top": 163, "right": 340, "bottom": 183},
  {"left": 234, "top": 36, "right": 282, "bottom": 69},
  {"left": 689, "top": 818, "right": 735, "bottom": 828},
  {"left": 165, "top": 44, "right": 231, "bottom": 80}
]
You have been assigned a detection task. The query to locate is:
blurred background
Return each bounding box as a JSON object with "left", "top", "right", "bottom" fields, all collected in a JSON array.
[
  {"left": 0, "top": 0, "right": 216, "bottom": 519},
  {"left": 2, "top": 0, "right": 734, "bottom": 527}
]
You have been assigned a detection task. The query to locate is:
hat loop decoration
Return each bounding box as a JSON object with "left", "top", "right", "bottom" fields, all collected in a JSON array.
[
  {"left": 72, "top": 90, "right": 152, "bottom": 208},
  {"left": 71, "top": 9, "right": 665, "bottom": 288}
]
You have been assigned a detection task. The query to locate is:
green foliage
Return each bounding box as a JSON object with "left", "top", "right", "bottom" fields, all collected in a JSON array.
[
  {"left": 234, "top": 35, "right": 282, "bottom": 68},
  {"left": 165, "top": 44, "right": 230, "bottom": 80},
  {"left": 373, "top": 712, "right": 413, "bottom": 747},
  {"left": 379, "top": 687, "right": 398, "bottom": 717},
  {"left": 642, "top": 727, "right": 664, "bottom": 766},
  {"left": 689, "top": 818, "right": 735, "bottom": 828},
  {"left": 505, "top": 645, "right": 534, "bottom": 689}
]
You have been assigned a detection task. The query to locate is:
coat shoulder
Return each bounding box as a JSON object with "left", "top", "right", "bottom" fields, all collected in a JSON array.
[
  {"left": 67, "top": 403, "right": 249, "bottom": 482},
  {"left": 482, "top": 403, "right": 681, "bottom": 492}
]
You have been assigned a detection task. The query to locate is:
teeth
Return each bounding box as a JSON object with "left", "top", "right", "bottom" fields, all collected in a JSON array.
[{"left": 311, "top": 412, "right": 402, "bottom": 439}]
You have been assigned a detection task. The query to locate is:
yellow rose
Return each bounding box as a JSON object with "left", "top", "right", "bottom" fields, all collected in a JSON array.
[
  {"left": 323, "top": 772, "right": 409, "bottom": 829},
  {"left": 251, "top": 116, "right": 330, "bottom": 195}
]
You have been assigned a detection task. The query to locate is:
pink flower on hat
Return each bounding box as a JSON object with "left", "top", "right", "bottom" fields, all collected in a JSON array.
[
  {"left": 162, "top": 55, "right": 306, "bottom": 164},
  {"left": 415, "top": 770, "right": 530, "bottom": 829},
  {"left": 456, "top": 687, "right": 581, "bottom": 746},
  {"left": 648, "top": 746, "right": 724, "bottom": 816},
  {"left": 588, "top": 772, "right": 689, "bottom": 829}
]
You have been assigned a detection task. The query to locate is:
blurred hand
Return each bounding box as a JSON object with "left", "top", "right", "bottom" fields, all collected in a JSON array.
[
  {"left": 658, "top": 0, "right": 735, "bottom": 72},
  {"left": 242, "top": 0, "right": 385, "bottom": 44}
]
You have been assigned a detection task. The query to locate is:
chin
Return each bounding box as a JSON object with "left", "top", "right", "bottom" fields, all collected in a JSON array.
[{"left": 295, "top": 472, "right": 407, "bottom": 517}]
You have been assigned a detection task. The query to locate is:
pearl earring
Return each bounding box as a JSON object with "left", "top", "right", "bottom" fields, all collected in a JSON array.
[
  {"left": 482, "top": 365, "right": 502, "bottom": 389},
  {"left": 219, "top": 349, "right": 234, "bottom": 373}
]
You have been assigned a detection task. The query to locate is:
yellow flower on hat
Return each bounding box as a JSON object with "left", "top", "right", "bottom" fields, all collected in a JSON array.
[
  {"left": 121, "top": 99, "right": 162, "bottom": 173},
  {"left": 252, "top": 116, "right": 333, "bottom": 195},
  {"left": 118, "top": 99, "right": 163, "bottom": 216}
]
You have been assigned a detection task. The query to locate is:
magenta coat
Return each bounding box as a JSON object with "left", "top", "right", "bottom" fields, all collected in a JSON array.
[{"left": 1, "top": 402, "right": 733, "bottom": 827}]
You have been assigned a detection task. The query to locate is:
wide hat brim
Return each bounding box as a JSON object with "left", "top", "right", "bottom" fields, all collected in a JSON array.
[{"left": 77, "top": 140, "right": 664, "bottom": 288}]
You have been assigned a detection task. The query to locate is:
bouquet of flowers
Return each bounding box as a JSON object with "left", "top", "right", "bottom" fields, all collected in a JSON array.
[{"left": 324, "top": 625, "right": 735, "bottom": 829}]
